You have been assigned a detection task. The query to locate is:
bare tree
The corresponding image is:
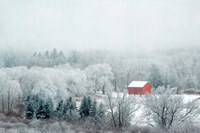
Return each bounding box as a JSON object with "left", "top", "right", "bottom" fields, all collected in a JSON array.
[
  {"left": 105, "top": 91, "right": 139, "bottom": 129},
  {"left": 144, "top": 87, "right": 200, "bottom": 130},
  {"left": 0, "top": 74, "right": 21, "bottom": 114}
]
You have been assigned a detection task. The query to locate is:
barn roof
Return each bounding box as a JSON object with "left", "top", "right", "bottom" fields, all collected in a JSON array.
[{"left": 128, "top": 81, "right": 148, "bottom": 88}]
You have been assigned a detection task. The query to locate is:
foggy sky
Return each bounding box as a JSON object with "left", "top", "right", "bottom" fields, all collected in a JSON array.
[{"left": 0, "top": 0, "right": 200, "bottom": 52}]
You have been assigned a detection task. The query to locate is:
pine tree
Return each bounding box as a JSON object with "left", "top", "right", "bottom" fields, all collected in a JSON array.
[
  {"left": 51, "top": 48, "right": 58, "bottom": 59},
  {"left": 97, "top": 103, "right": 105, "bottom": 124},
  {"left": 36, "top": 98, "right": 46, "bottom": 119},
  {"left": 80, "top": 96, "right": 88, "bottom": 118},
  {"left": 90, "top": 100, "right": 97, "bottom": 117},
  {"left": 79, "top": 96, "right": 93, "bottom": 118},
  {"left": 79, "top": 96, "right": 87, "bottom": 118},
  {"left": 25, "top": 94, "right": 55, "bottom": 120},
  {"left": 88, "top": 99, "right": 99, "bottom": 127},
  {"left": 64, "top": 97, "right": 78, "bottom": 122},
  {"left": 87, "top": 96, "right": 92, "bottom": 114},
  {"left": 25, "top": 95, "right": 34, "bottom": 119},
  {"left": 45, "top": 51, "right": 49, "bottom": 57},
  {"left": 31, "top": 94, "right": 40, "bottom": 113},
  {"left": 45, "top": 98, "right": 54, "bottom": 119},
  {"left": 56, "top": 99, "right": 64, "bottom": 119},
  {"left": 65, "top": 97, "right": 77, "bottom": 113}
]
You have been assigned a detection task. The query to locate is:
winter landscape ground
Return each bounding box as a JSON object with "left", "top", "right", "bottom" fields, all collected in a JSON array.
[
  {"left": 1, "top": 0, "right": 200, "bottom": 132},
  {"left": 0, "top": 90, "right": 200, "bottom": 133},
  {"left": 0, "top": 49, "right": 200, "bottom": 133}
]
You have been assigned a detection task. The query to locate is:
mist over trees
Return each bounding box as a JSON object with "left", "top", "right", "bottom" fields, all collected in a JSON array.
[
  {"left": 1, "top": 48, "right": 200, "bottom": 91},
  {"left": 0, "top": 48, "right": 200, "bottom": 132},
  {"left": 1, "top": 0, "right": 200, "bottom": 132}
]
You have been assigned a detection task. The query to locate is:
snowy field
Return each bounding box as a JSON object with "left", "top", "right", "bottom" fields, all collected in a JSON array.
[
  {"left": 93, "top": 92, "right": 200, "bottom": 127},
  {"left": 0, "top": 92, "right": 200, "bottom": 133}
]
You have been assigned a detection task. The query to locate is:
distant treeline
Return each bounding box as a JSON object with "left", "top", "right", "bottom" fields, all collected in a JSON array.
[{"left": 0, "top": 47, "right": 200, "bottom": 90}]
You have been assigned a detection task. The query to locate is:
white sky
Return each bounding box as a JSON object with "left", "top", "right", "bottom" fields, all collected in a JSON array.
[{"left": 0, "top": 0, "right": 200, "bottom": 52}]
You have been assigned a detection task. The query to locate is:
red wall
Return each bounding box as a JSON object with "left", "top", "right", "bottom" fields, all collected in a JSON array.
[
  {"left": 143, "top": 83, "right": 152, "bottom": 94},
  {"left": 128, "top": 83, "right": 152, "bottom": 95},
  {"left": 128, "top": 87, "right": 143, "bottom": 95}
]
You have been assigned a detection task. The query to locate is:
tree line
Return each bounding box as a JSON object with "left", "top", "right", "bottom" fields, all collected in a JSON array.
[
  {"left": 25, "top": 94, "right": 106, "bottom": 129},
  {"left": 0, "top": 48, "right": 200, "bottom": 90},
  {"left": 0, "top": 48, "right": 200, "bottom": 132}
]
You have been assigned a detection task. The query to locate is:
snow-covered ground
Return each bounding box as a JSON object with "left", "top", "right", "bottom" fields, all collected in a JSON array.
[
  {"left": 182, "top": 94, "right": 200, "bottom": 103},
  {"left": 1, "top": 92, "right": 200, "bottom": 133},
  {"left": 91, "top": 91, "right": 200, "bottom": 127}
]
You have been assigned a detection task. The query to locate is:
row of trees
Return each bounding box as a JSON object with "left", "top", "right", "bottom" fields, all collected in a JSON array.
[
  {"left": 105, "top": 88, "right": 200, "bottom": 131},
  {"left": 0, "top": 64, "right": 114, "bottom": 114},
  {"left": 1, "top": 48, "right": 200, "bottom": 90},
  {"left": 0, "top": 49, "right": 67, "bottom": 68},
  {"left": 25, "top": 94, "right": 54, "bottom": 119},
  {"left": 25, "top": 95, "right": 106, "bottom": 129},
  {"left": 0, "top": 75, "right": 199, "bottom": 132}
]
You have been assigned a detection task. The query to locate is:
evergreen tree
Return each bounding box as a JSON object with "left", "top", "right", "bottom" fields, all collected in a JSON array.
[
  {"left": 79, "top": 96, "right": 92, "bottom": 118},
  {"left": 64, "top": 97, "right": 78, "bottom": 122},
  {"left": 56, "top": 99, "right": 64, "bottom": 119},
  {"left": 45, "top": 51, "right": 49, "bottom": 57},
  {"left": 79, "top": 96, "right": 87, "bottom": 118},
  {"left": 64, "top": 97, "right": 76, "bottom": 113},
  {"left": 87, "top": 96, "right": 92, "bottom": 112},
  {"left": 36, "top": 98, "right": 46, "bottom": 119},
  {"left": 97, "top": 103, "right": 105, "bottom": 126},
  {"left": 31, "top": 94, "right": 40, "bottom": 113},
  {"left": 25, "top": 94, "right": 55, "bottom": 120},
  {"left": 45, "top": 97, "right": 54, "bottom": 119},
  {"left": 90, "top": 100, "right": 97, "bottom": 117},
  {"left": 25, "top": 95, "right": 34, "bottom": 119},
  {"left": 67, "top": 50, "right": 80, "bottom": 67},
  {"left": 88, "top": 99, "right": 99, "bottom": 127},
  {"left": 51, "top": 48, "right": 58, "bottom": 59}
]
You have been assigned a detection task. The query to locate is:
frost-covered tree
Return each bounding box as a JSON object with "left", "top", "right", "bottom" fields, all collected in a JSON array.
[
  {"left": 79, "top": 97, "right": 105, "bottom": 128},
  {"left": 25, "top": 94, "right": 54, "bottom": 119},
  {"left": 30, "top": 49, "right": 67, "bottom": 67},
  {"left": 36, "top": 98, "right": 46, "bottom": 119},
  {"left": 149, "top": 64, "right": 163, "bottom": 89},
  {"left": 105, "top": 91, "right": 139, "bottom": 129},
  {"left": 25, "top": 95, "right": 34, "bottom": 119},
  {"left": 145, "top": 87, "right": 200, "bottom": 130},
  {"left": 85, "top": 64, "right": 114, "bottom": 94},
  {"left": 63, "top": 97, "right": 78, "bottom": 122},
  {"left": 79, "top": 96, "right": 92, "bottom": 118},
  {"left": 55, "top": 99, "right": 64, "bottom": 119},
  {"left": 25, "top": 94, "right": 40, "bottom": 119},
  {"left": 18, "top": 68, "right": 43, "bottom": 99},
  {"left": 90, "top": 101, "right": 106, "bottom": 129},
  {"left": 90, "top": 100, "right": 97, "bottom": 117},
  {"left": 64, "top": 69, "right": 87, "bottom": 97},
  {"left": 45, "top": 98, "right": 54, "bottom": 119},
  {"left": 67, "top": 50, "right": 81, "bottom": 67},
  {"left": 0, "top": 71, "right": 22, "bottom": 113},
  {"left": 96, "top": 103, "right": 106, "bottom": 127}
]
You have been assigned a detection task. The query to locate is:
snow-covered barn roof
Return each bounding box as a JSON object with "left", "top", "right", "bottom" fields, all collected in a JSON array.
[{"left": 128, "top": 81, "right": 148, "bottom": 88}]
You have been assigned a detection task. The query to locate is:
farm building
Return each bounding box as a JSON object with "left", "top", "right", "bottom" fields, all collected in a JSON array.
[{"left": 128, "top": 81, "right": 152, "bottom": 95}]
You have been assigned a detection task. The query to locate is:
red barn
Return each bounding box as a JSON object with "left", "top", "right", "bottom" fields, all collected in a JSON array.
[{"left": 128, "top": 81, "right": 152, "bottom": 95}]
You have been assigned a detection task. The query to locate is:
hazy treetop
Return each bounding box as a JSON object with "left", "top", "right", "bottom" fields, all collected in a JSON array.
[{"left": 0, "top": 0, "right": 199, "bottom": 52}]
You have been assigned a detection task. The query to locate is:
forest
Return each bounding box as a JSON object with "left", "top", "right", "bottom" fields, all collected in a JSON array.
[{"left": 0, "top": 47, "right": 200, "bottom": 133}]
